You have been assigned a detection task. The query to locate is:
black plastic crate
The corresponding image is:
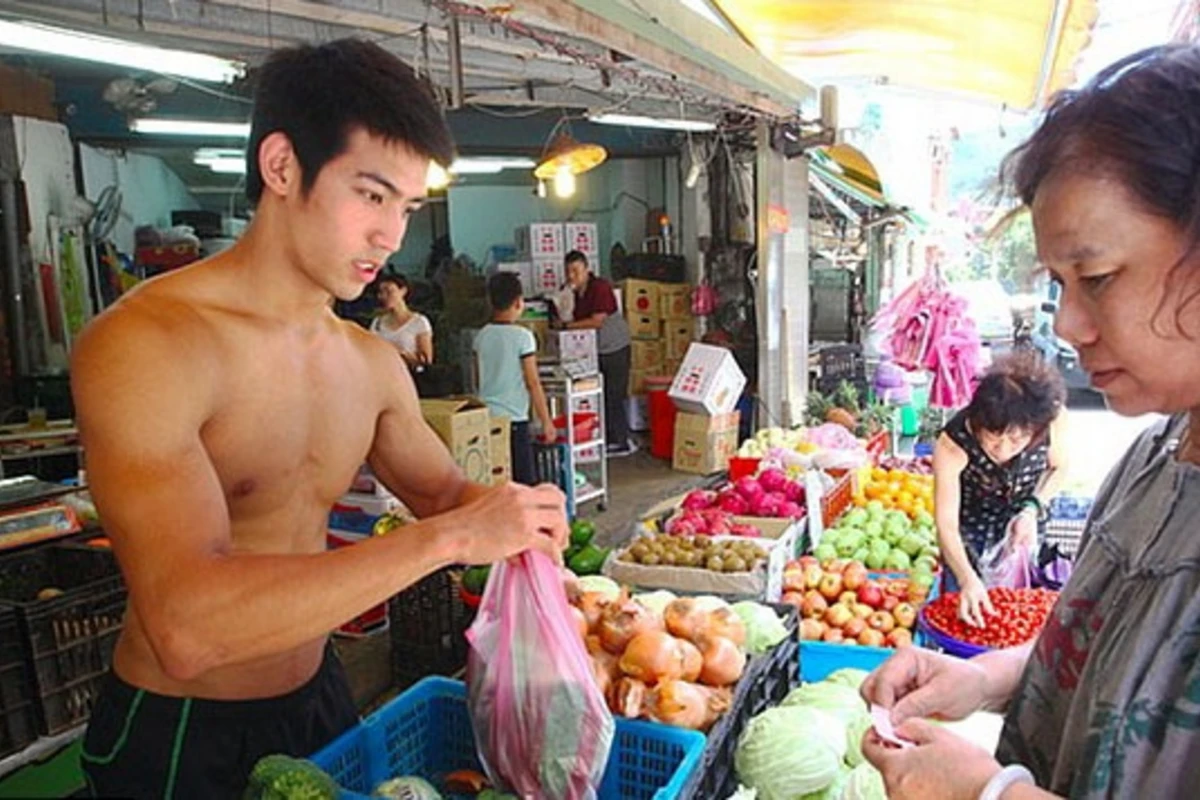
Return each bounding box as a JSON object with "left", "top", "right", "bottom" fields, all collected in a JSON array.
[
  {"left": 0, "top": 604, "right": 37, "bottom": 759},
  {"left": 388, "top": 568, "right": 474, "bottom": 691},
  {"left": 0, "top": 545, "right": 126, "bottom": 735},
  {"left": 677, "top": 603, "right": 800, "bottom": 800}
]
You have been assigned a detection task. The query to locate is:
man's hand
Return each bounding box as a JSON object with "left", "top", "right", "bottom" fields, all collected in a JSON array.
[
  {"left": 1009, "top": 507, "right": 1038, "bottom": 549},
  {"left": 861, "top": 647, "right": 992, "bottom": 725},
  {"left": 538, "top": 414, "right": 557, "bottom": 444},
  {"left": 862, "top": 719, "right": 1001, "bottom": 800},
  {"left": 444, "top": 482, "right": 569, "bottom": 565},
  {"left": 959, "top": 572, "right": 996, "bottom": 628}
]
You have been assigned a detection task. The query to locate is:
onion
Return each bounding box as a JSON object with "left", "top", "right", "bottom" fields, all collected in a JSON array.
[
  {"left": 577, "top": 592, "right": 610, "bottom": 633},
  {"left": 696, "top": 635, "right": 745, "bottom": 687},
  {"left": 599, "top": 600, "right": 664, "bottom": 655},
  {"left": 707, "top": 607, "right": 747, "bottom": 647},
  {"left": 619, "top": 631, "right": 689, "bottom": 685},
  {"left": 586, "top": 635, "right": 605, "bottom": 657},
  {"left": 590, "top": 651, "right": 618, "bottom": 697},
  {"left": 664, "top": 598, "right": 713, "bottom": 642},
  {"left": 608, "top": 676, "right": 647, "bottom": 719},
  {"left": 679, "top": 639, "right": 703, "bottom": 682},
  {"left": 568, "top": 604, "right": 588, "bottom": 640},
  {"left": 644, "top": 681, "right": 732, "bottom": 731}
]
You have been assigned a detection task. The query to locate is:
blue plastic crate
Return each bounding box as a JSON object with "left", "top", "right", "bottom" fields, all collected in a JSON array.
[
  {"left": 800, "top": 640, "right": 892, "bottom": 682},
  {"left": 312, "top": 677, "right": 706, "bottom": 799}
]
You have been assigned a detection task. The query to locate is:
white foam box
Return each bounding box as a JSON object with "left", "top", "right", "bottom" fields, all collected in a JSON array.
[
  {"left": 533, "top": 258, "right": 565, "bottom": 294},
  {"left": 669, "top": 342, "right": 747, "bottom": 416},
  {"left": 564, "top": 222, "right": 599, "bottom": 255},
  {"left": 546, "top": 329, "right": 598, "bottom": 374},
  {"left": 516, "top": 223, "right": 565, "bottom": 257}
]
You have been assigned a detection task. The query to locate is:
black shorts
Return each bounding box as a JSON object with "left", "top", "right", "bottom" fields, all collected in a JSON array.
[{"left": 81, "top": 646, "right": 357, "bottom": 799}]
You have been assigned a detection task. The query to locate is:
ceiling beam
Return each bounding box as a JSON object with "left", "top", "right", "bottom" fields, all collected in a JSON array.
[{"left": 506, "top": 0, "right": 810, "bottom": 116}]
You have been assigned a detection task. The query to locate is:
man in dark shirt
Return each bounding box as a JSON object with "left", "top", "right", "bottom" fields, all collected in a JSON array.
[{"left": 563, "top": 250, "right": 635, "bottom": 456}]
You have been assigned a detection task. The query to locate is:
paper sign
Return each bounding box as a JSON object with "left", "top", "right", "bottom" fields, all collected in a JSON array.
[{"left": 871, "top": 704, "right": 914, "bottom": 749}]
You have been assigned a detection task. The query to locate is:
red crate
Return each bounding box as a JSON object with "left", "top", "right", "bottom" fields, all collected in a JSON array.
[
  {"left": 554, "top": 411, "right": 599, "bottom": 444},
  {"left": 865, "top": 430, "right": 891, "bottom": 464},
  {"left": 820, "top": 472, "right": 854, "bottom": 527}
]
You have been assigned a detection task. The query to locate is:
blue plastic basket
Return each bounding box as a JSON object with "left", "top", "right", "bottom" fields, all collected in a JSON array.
[
  {"left": 312, "top": 677, "right": 706, "bottom": 799},
  {"left": 917, "top": 609, "right": 990, "bottom": 658},
  {"left": 799, "top": 640, "right": 893, "bottom": 683}
]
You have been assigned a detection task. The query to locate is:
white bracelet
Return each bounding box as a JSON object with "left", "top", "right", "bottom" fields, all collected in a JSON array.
[{"left": 979, "top": 764, "right": 1035, "bottom": 800}]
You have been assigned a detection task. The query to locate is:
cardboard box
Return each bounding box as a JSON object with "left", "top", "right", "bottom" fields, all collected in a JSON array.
[
  {"left": 564, "top": 222, "right": 599, "bottom": 255},
  {"left": 631, "top": 339, "right": 664, "bottom": 371},
  {"left": 628, "top": 314, "right": 660, "bottom": 341},
  {"left": 659, "top": 284, "right": 693, "bottom": 320},
  {"left": 620, "top": 279, "right": 661, "bottom": 318},
  {"left": 663, "top": 319, "right": 695, "bottom": 362},
  {"left": 489, "top": 415, "right": 511, "bottom": 485},
  {"left": 516, "top": 223, "right": 565, "bottom": 257},
  {"left": 672, "top": 411, "right": 740, "bottom": 475},
  {"left": 547, "top": 329, "right": 599, "bottom": 374},
  {"left": 516, "top": 317, "right": 550, "bottom": 356},
  {"left": 495, "top": 261, "right": 534, "bottom": 297},
  {"left": 533, "top": 257, "right": 564, "bottom": 294},
  {"left": 629, "top": 368, "right": 653, "bottom": 396},
  {"left": 669, "top": 343, "right": 747, "bottom": 416},
  {"left": 627, "top": 395, "right": 649, "bottom": 432},
  {"left": 419, "top": 397, "right": 492, "bottom": 484},
  {"left": 0, "top": 63, "right": 56, "bottom": 121}
]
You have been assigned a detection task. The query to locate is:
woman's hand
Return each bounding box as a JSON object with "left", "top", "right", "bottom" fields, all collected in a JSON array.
[
  {"left": 861, "top": 647, "right": 992, "bottom": 725},
  {"left": 1008, "top": 507, "right": 1038, "bottom": 549},
  {"left": 862, "top": 719, "right": 1001, "bottom": 800},
  {"left": 959, "top": 572, "right": 996, "bottom": 628}
]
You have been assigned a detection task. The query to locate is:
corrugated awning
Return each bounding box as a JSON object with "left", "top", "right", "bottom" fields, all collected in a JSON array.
[
  {"left": 713, "top": 0, "right": 1100, "bottom": 109},
  {"left": 809, "top": 144, "right": 928, "bottom": 228}
]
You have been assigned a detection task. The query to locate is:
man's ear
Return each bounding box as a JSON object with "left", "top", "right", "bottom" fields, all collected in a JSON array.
[{"left": 257, "top": 131, "right": 301, "bottom": 199}]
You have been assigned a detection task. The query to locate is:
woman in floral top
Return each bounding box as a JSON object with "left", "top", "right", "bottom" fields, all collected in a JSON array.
[{"left": 861, "top": 44, "right": 1200, "bottom": 799}]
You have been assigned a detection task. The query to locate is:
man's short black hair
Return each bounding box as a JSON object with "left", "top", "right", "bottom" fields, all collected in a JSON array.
[
  {"left": 246, "top": 38, "right": 455, "bottom": 204},
  {"left": 487, "top": 272, "right": 523, "bottom": 312},
  {"left": 564, "top": 250, "right": 589, "bottom": 268},
  {"left": 966, "top": 351, "right": 1066, "bottom": 435}
]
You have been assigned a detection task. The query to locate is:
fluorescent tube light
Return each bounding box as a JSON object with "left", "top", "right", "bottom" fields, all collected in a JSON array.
[
  {"left": 450, "top": 157, "right": 537, "bottom": 174},
  {"left": 0, "top": 20, "right": 245, "bottom": 83},
  {"left": 193, "top": 149, "right": 246, "bottom": 174},
  {"left": 588, "top": 113, "right": 716, "bottom": 132},
  {"left": 133, "top": 119, "right": 251, "bottom": 137}
]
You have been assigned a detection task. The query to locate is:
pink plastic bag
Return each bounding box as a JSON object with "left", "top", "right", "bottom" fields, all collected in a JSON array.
[
  {"left": 980, "top": 540, "right": 1035, "bottom": 589},
  {"left": 466, "top": 551, "right": 614, "bottom": 799}
]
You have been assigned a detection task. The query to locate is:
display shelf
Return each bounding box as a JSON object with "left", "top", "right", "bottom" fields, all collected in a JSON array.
[{"left": 0, "top": 446, "right": 82, "bottom": 461}]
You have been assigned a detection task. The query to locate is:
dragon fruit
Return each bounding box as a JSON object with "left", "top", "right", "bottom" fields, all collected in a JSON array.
[
  {"left": 782, "top": 480, "right": 806, "bottom": 503},
  {"left": 777, "top": 501, "right": 804, "bottom": 519},
  {"left": 729, "top": 524, "right": 762, "bottom": 538},
  {"left": 757, "top": 468, "right": 788, "bottom": 493},
  {"left": 752, "top": 492, "right": 785, "bottom": 518},
  {"left": 735, "top": 476, "right": 766, "bottom": 502},
  {"left": 681, "top": 489, "right": 718, "bottom": 511},
  {"left": 717, "top": 491, "right": 751, "bottom": 515}
]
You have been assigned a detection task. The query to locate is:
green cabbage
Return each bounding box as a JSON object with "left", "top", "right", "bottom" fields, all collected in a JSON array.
[
  {"left": 782, "top": 683, "right": 867, "bottom": 730},
  {"left": 839, "top": 763, "right": 886, "bottom": 800},
  {"left": 731, "top": 602, "right": 789, "bottom": 655},
  {"left": 735, "top": 706, "right": 843, "bottom": 799},
  {"left": 844, "top": 713, "right": 873, "bottom": 767},
  {"left": 803, "top": 767, "right": 850, "bottom": 800},
  {"left": 577, "top": 575, "right": 621, "bottom": 602},
  {"left": 823, "top": 668, "right": 871, "bottom": 691},
  {"left": 633, "top": 590, "right": 678, "bottom": 615},
  {"left": 726, "top": 786, "right": 758, "bottom": 800}
]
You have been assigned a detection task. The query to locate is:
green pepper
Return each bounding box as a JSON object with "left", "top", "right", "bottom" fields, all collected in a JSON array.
[
  {"left": 564, "top": 543, "right": 583, "bottom": 563},
  {"left": 568, "top": 543, "right": 608, "bottom": 576},
  {"left": 462, "top": 565, "right": 491, "bottom": 595},
  {"left": 569, "top": 519, "right": 596, "bottom": 547}
]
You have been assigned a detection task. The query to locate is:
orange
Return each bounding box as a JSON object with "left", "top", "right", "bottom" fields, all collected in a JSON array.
[
  {"left": 864, "top": 483, "right": 884, "bottom": 500},
  {"left": 897, "top": 490, "right": 915, "bottom": 506},
  {"left": 888, "top": 469, "right": 905, "bottom": 482},
  {"left": 853, "top": 494, "right": 867, "bottom": 508},
  {"left": 871, "top": 467, "right": 888, "bottom": 483}
]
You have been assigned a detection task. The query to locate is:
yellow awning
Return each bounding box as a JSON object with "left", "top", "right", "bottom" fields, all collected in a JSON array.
[{"left": 713, "top": 0, "right": 1099, "bottom": 109}]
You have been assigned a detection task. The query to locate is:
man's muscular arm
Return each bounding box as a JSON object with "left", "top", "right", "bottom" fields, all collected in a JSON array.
[{"left": 72, "top": 309, "right": 552, "bottom": 682}]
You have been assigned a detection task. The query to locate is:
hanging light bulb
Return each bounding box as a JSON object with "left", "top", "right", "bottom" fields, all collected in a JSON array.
[
  {"left": 426, "top": 161, "right": 451, "bottom": 191},
  {"left": 553, "top": 165, "right": 576, "bottom": 198},
  {"left": 685, "top": 162, "right": 702, "bottom": 189},
  {"left": 536, "top": 179, "right": 548, "bottom": 198}
]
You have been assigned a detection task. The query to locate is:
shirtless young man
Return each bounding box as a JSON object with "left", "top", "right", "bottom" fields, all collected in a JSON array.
[{"left": 71, "top": 40, "right": 568, "bottom": 798}]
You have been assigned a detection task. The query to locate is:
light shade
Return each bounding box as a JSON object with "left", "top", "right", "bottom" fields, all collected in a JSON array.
[
  {"left": 588, "top": 113, "right": 716, "bottom": 132},
  {"left": 0, "top": 20, "right": 245, "bottom": 83},
  {"left": 534, "top": 135, "right": 607, "bottom": 180},
  {"left": 132, "top": 119, "right": 250, "bottom": 137}
]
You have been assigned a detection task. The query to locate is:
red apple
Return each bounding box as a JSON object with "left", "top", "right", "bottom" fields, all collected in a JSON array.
[
  {"left": 882, "top": 595, "right": 900, "bottom": 613},
  {"left": 887, "top": 628, "right": 914, "bottom": 648},
  {"left": 893, "top": 602, "right": 917, "bottom": 629},
  {"left": 826, "top": 558, "right": 849, "bottom": 574},
  {"left": 842, "top": 562, "right": 868, "bottom": 591},
  {"left": 781, "top": 591, "right": 805, "bottom": 609},
  {"left": 886, "top": 580, "right": 909, "bottom": 597},
  {"left": 857, "top": 583, "right": 885, "bottom": 610},
  {"left": 821, "top": 627, "right": 845, "bottom": 643},
  {"left": 783, "top": 569, "right": 806, "bottom": 594},
  {"left": 801, "top": 591, "right": 828, "bottom": 619},
  {"left": 799, "top": 618, "right": 824, "bottom": 641},
  {"left": 797, "top": 555, "right": 820, "bottom": 571},
  {"left": 842, "top": 638, "right": 858, "bottom": 646},
  {"left": 818, "top": 572, "right": 844, "bottom": 601},
  {"left": 839, "top": 590, "right": 859, "bottom": 607},
  {"left": 843, "top": 618, "right": 867, "bottom": 639},
  {"left": 853, "top": 603, "right": 874, "bottom": 620},
  {"left": 825, "top": 604, "right": 854, "bottom": 628},
  {"left": 803, "top": 565, "right": 824, "bottom": 590},
  {"left": 858, "top": 628, "right": 886, "bottom": 647},
  {"left": 868, "top": 610, "right": 896, "bottom": 634}
]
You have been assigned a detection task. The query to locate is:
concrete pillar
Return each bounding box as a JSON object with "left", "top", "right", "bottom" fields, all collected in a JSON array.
[{"left": 780, "top": 157, "right": 810, "bottom": 427}]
